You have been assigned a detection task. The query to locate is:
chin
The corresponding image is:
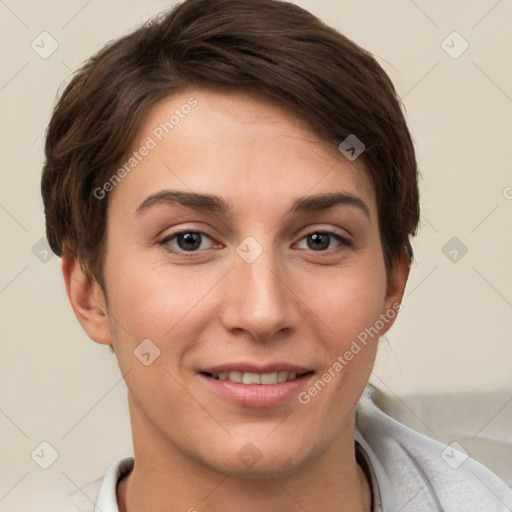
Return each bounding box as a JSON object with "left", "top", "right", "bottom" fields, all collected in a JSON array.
[{"left": 199, "top": 435, "right": 316, "bottom": 479}]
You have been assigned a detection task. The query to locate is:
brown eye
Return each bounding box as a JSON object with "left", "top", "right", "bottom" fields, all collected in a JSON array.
[
  {"left": 160, "top": 231, "right": 216, "bottom": 254},
  {"left": 296, "top": 231, "right": 351, "bottom": 252}
]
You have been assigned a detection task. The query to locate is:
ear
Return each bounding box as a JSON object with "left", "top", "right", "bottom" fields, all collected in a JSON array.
[
  {"left": 381, "top": 248, "right": 410, "bottom": 335},
  {"left": 61, "top": 254, "right": 113, "bottom": 346}
]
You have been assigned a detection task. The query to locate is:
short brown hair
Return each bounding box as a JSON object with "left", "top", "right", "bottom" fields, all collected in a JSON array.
[{"left": 41, "top": 0, "right": 419, "bottom": 290}]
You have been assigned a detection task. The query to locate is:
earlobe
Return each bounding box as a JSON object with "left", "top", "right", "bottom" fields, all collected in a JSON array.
[{"left": 61, "top": 255, "right": 113, "bottom": 346}]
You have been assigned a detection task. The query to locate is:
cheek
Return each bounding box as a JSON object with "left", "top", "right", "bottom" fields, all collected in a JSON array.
[
  {"left": 303, "top": 262, "right": 387, "bottom": 401},
  {"left": 104, "top": 252, "right": 220, "bottom": 370},
  {"left": 106, "top": 249, "right": 187, "bottom": 332},
  {"left": 104, "top": 264, "right": 199, "bottom": 405},
  {"left": 310, "top": 264, "right": 387, "bottom": 344},
  {"left": 302, "top": 273, "right": 386, "bottom": 410}
]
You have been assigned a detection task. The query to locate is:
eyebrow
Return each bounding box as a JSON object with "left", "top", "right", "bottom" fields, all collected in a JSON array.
[{"left": 135, "top": 190, "right": 370, "bottom": 220}]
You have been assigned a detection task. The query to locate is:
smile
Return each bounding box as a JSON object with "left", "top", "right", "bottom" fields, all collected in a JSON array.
[
  {"left": 198, "top": 365, "right": 315, "bottom": 407},
  {"left": 204, "top": 370, "right": 311, "bottom": 384}
]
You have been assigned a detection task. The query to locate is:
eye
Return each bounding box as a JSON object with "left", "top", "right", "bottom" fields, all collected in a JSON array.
[
  {"left": 295, "top": 231, "right": 351, "bottom": 252},
  {"left": 158, "top": 229, "right": 351, "bottom": 257},
  {"left": 160, "top": 231, "right": 217, "bottom": 254}
]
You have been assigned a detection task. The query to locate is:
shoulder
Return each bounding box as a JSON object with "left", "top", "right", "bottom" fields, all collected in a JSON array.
[
  {"left": 355, "top": 394, "right": 512, "bottom": 511},
  {"left": 49, "top": 456, "right": 134, "bottom": 512}
]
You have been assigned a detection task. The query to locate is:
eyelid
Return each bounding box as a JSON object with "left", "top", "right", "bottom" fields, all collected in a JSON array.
[
  {"left": 294, "top": 229, "right": 352, "bottom": 252},
  {"left": 159, "top": 229, "right": 219, "bottom": 254},
  {"left": 159, "top": 224, "right": 352, "bottom": 257},
  {"left": 295, "top": 224, "right": 353, "bottom": 242}
]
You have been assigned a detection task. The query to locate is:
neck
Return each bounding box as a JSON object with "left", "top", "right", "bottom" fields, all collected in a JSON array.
[{"left": 117, "top": 397, "right": 371, "bottom": 512}]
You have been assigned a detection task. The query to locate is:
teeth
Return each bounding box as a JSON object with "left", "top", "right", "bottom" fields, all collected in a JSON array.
[
  {"left": 227, "top": 371, "right": 242, "bottom": 383},
  {"left": 277, "top": 371, "right": 287, "bottom": 383},
  {"left": 261, "top": 372, "right": 278, "bottom": 384},
  {"left": 211, "top": 371, "right": 302, "bottom": 384},
  {"left": 242, "top": 372, "right": 261, "bottom": 384}
]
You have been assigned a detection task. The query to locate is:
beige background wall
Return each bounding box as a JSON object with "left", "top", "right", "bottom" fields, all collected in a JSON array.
[{"left": 1, "top": 0, "right": 511, "bottom": 509}]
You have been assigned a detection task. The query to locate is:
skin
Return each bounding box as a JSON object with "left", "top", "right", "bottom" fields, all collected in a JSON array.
[{"left": 62, "top": 88, "right": 409, "bottom": 512}]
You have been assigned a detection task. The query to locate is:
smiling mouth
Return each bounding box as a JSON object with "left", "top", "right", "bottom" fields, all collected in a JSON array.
[{"left": 201, "top": 370, "right": 314, "bottom": 385}]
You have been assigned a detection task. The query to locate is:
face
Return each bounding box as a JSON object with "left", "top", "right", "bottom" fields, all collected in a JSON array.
[{"left": 94, "top": 88, "right": 404, "bottom": 477}]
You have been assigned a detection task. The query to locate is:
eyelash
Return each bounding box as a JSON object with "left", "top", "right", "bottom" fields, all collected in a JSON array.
[{"left": 158, "top": 229, "right": 352, "bottom": 258}]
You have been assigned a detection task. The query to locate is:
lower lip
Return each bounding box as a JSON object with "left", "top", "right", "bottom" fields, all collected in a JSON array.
[{"left": 198, "top": 373, "right": 314, "bottom": 408}]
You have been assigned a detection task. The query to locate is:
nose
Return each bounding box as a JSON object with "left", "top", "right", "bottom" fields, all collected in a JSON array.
[{"left": 219, "top": 243, "right": 299, "bottom": 341}]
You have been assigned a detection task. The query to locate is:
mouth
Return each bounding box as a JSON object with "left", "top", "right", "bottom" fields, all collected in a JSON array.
[
  {"left": 198, "top": 364, "right": 315, "bottom": 407},
  {"left": 201, "top": 370, "right": 313, "bottom": 384}
]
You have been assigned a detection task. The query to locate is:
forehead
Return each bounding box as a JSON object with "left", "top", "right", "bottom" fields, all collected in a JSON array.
[{"left": 111, "top": 88, "right": 376, "bottom": 217}]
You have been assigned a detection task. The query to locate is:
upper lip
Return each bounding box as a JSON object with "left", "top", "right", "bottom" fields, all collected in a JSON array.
[{"left": 199, "top": 362, "right": 314, "bottom": 375}]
